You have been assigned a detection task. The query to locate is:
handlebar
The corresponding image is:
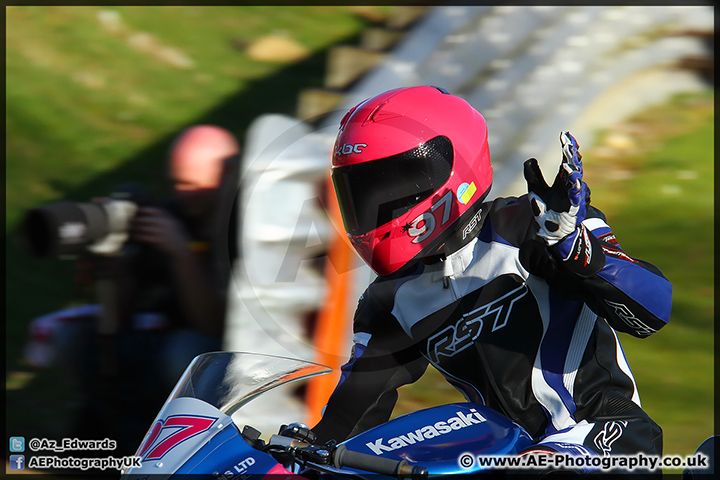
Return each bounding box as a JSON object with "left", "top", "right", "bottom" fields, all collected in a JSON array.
[
  {"left": 333, "top": 444, "right": 428, "bottom": 480},
  {"left": 267, "top": 435, "right": 428, "bottom": 480}
]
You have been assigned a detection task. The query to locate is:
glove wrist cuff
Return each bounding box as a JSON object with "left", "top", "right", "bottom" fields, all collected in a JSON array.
[{"left": 552, "top": 223, "right": 605, "bottom": 277}]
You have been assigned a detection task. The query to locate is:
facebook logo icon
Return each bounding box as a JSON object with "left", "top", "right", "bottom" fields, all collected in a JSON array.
[{"left": 9, "top": 455, "right": 25, "bottom": 470}]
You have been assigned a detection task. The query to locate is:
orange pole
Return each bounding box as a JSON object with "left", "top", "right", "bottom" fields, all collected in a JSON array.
[{"left": 305, "top": 175, "right": 355, "bottom": 426}]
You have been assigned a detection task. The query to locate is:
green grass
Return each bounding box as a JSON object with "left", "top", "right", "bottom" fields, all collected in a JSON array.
[
  {"left": 394, "top": 90, "right": 715, "bottom": 465},
  {"left": 6, "top": 6, "right": 391, "bottom": 230}
]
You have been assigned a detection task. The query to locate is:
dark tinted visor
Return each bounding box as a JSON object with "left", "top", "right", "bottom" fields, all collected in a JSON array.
[{"left": 332, "top": 135, "right": 453, "bottom": 236}]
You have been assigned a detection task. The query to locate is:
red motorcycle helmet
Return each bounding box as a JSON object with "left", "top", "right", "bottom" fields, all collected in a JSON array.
[{"left": 331, "top": 86, "right": 492, "bottom": 276}]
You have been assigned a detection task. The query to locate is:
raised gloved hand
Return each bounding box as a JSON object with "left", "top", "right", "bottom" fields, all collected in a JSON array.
[
  {"left": 524, "top": 131, "right": 588, "bottom": 245},
  {"left": 523, "top": 131, "right": 604, "bottom": 277}
]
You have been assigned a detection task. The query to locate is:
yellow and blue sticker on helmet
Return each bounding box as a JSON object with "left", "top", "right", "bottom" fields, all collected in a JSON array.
[{"left": 457, "top": 182, "right": 477, "bottom": 205}]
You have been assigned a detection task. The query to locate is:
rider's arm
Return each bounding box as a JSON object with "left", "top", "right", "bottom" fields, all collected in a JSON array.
[
  {"left": 565, "top": 208, "right": 671, "bottom": 337},
  {"left": 312, "top": 287, "right": 428, "bottom": 444},
  {"left": 521, "top": 204, "right": 671, "bottom": 338},
  {"left": 522, "top": 132, "right": 671, "bottom": 338}
]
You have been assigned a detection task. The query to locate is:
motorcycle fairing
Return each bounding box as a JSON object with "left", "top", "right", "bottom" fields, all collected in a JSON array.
[
  {"left": 174, "top": 422, "right": 287, "bottom": 477},
  {"left": 126, "top": 397, "right": 233, "bottom": 477},
  {"left": 123, "top": 353, "right": 332, "bottom": 479},
  {"left": 341, "top": 403, "right": 534, "bottom": 476},
  {"left": 124, "top": 396, "right": 288, "bottom": 478}
]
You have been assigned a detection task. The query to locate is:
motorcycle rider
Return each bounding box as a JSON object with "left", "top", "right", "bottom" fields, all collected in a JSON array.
[{"left": 311, "top": 86, "right": 671, "bottom": 475}]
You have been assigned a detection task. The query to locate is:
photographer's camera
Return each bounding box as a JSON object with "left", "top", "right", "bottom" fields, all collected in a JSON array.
[{"left": 21, "top": 188, "right": 149, "bottom": 258}]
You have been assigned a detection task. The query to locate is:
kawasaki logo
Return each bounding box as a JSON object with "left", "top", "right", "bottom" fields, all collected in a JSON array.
[{"left": 366, "top": 409, "right": 486, "bottom": 455}]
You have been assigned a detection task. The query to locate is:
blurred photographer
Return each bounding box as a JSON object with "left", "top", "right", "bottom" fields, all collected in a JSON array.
[
  {"left": 127, "top": 124, "right": 239, "bottom": 354},
  {"left": 25, "top": 125, "right": 241, "bottom": 454}
]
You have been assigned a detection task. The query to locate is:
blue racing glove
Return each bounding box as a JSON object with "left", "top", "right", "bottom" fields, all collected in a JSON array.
[{"left": 524, "top": 131, "right": 604, "bottom": 277}]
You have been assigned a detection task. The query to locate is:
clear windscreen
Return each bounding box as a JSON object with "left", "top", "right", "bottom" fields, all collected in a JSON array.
[{"left": 166, "top": 352, "right": 332, "bottom": 416}]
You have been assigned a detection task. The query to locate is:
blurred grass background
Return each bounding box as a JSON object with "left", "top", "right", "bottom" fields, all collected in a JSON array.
[
  {"left": 586, "top": 92, "right": 714, "bottom": 462},
  {"left": 5, "top": 5, "right": 713, "bottom": 471}
]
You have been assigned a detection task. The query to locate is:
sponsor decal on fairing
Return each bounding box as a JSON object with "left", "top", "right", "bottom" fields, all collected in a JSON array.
[{"left": 366, "top": 409, "right": 487, "bottom": 455}]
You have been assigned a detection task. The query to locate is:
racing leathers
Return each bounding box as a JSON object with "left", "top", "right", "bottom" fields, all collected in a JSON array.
[{"left": 312, "top": 194, "right": 671, "bottom": 461}]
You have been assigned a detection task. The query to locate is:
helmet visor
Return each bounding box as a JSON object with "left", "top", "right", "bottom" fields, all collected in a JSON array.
[{"left": 332, "top": 135, "right": 453, "bottom": 236}]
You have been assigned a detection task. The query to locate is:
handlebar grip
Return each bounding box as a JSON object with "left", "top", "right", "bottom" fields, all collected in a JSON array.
[
  {"left": 333, "top": 445, "right": 428, "bottom": 479},
  {"left": 334, "top": 444, "right": 401, "bottom": 475}
]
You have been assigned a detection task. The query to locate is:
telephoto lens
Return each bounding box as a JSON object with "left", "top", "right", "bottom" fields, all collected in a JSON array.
[{"left": 21, "top": 199, "right": 138, "bottom": 258}]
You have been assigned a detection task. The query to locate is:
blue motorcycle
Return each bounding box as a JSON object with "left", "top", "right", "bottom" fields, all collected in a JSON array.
[{"left": 121, "top": 351, "right": 539, "bottom": 479}]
